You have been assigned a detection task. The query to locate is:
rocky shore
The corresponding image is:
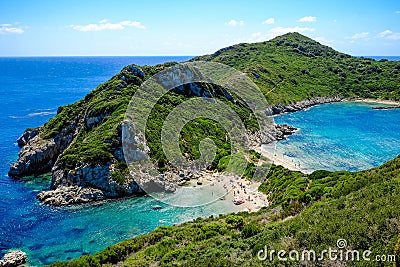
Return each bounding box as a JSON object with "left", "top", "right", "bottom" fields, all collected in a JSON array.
[
  {"left": 36, "top": 185, "right": 105, "bottom": 206},
  {"left": 0, "top": 250, "right": 27, "bottom": 267},
  {"left": 265, "top": 96, "right": 343, "bottom": 115}
]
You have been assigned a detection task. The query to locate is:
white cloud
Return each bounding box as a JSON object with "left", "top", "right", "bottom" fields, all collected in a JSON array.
[
  {"left": 70, "top": 19, "right": 145, "bottom": 31},
  {"left": 377, "top": 30, "right": 392, "bottom": 38},
  {"left": 377, "top": 29, "right": 400, "bottom": 40},
  {"left": 252, "top": 32, "right": 261, "bottom": 37},
  {"left": 298, "top": 16, "right": 317, "bottom": 23},
  {"left": 0, "top": 23, "right": 24, "bottom": 34},
  {"left": 351, "top": 32, "right": 369, "bottom": 39},
  {"left": 226, "top": 19, "right": 244, "bottom": 26},
  {"left": 262, "top": 18, "right": 275, "bottom": 25}
]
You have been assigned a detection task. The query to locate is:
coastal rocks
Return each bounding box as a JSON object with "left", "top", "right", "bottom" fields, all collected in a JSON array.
[
  {"left": 51, "top": 163, "right": 111, "bottom": 190},
  {"left": 275, "top": 124, "right": 298, "bottom": 140},
  {"left": 372, "top": 105, "right": 400, "bottom": 110},
  {"left": 16, "top": 127, "right": 39, "bottom": 147},
  {"left": 37, "top": 185, "right": 105, "bottom": 206},
  {"left": 9, "top": 135, "right": 59, "bottom": 177},
  {"left": 121, "top": 120, "right": 176, "bottom": 194},
  {"left": 9, "top": 108, "right": 81, "bottom": 178},
  {"left": 0, "top": 250, "right": 27, "bottom": 267},
  {"left": 127, "top": 65, "right": 145, "bottom": 80},
  {"left": 265, "top": 96, "right": 342, "bottom": 115},
  {"left": 8, "top": 131, "right": 75, "bottom": 178},
  {"left": 259, "top": 97, "right": 342, "bottom": 143},
  {"left": 51, "top": 161, "right": 144, "bottom": 197},
  {"left": 118, "top": 65, "right": 145, "bottom": 87}
]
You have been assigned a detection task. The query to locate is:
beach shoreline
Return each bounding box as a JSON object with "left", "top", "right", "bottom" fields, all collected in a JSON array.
[
  {"left": 345, "top": 98, "right": 400, "bottom": 106},
  {"left": 183, "top": 171, "right": 269, "bottom": 212},
  {"left": 257, "top": 145, "right": 312, "bottom": 174}
]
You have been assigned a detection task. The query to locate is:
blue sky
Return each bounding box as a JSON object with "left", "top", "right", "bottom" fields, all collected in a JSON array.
[{"left": 0, "top": 0, "right": 399, "bottom": 56}]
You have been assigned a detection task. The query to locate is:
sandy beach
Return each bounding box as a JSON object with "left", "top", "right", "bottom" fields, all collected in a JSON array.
[
  {"left": 227, "top": 178, "right": 269, "bottom": 212},
  {"left": 180, "top": 143, "right": 312, "bottom": 212},
  {"left": 346, "top": 98, "right": 400, "bottom": 106},
  {"left": 184, "top": 171, "right": 269, "bottom": 212},
  {"left": 256, "top": 144, "right": 312, "bottom": 174}
]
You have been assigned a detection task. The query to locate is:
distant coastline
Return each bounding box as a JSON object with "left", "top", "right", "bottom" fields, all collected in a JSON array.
[{"left": 365, "top": 56, "right": 400, "bottom": 61}]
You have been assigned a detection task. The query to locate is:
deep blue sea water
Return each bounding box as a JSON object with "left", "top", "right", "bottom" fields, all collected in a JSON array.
[
  {"left": 367, "top": 56, "right": 400, "bottom": 61},
  {"left": 1, "top": 56, "right": 400, "bottom": 266},
  {"left": 273, "top": 102, "right": 400, "bottom": 172},
  {"left": 0, "top": 57, "right": 244, "bottom": 266}
]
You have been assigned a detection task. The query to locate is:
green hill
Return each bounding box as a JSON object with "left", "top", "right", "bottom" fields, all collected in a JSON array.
[{"left": 194, "top": 32, "right": 400, "bottom": 104}]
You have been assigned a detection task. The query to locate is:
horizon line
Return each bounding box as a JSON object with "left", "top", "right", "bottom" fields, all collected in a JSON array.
[
  {"left": 0, "top": 55, "right": 197, "bottom": 58},
  {"left": 0, "top": 55, "right": 399, "bottom": 59}
]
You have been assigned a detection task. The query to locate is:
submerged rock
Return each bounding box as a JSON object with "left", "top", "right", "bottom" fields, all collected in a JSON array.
[
  {"left": 0, "top": 250, "right": 27, "bottom": 267},
  {"left": 275, "top": 124, "right": 298, "bottom": 140}
]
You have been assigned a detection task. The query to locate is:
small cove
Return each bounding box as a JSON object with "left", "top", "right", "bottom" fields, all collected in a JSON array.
[{"left": 272, "top": 101, "right": 400, "bottom": 173}]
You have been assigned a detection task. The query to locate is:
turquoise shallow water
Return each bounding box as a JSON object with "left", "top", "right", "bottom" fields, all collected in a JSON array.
[{"left": 273, "top": 102, "right": 400, "bottom": 172}]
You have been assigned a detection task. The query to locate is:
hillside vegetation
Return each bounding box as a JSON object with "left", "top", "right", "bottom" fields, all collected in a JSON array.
[{"left": 195, "top": 32, "right": 400, "bottom": 104}]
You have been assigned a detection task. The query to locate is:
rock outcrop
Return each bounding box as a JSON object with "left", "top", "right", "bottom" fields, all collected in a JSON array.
[
  {"left": 16, "top": 127, "right": 39, "bottom": 147},
  {"left": 275, "top": 124, "right": 298, "bottom": 140},
  {"left": 9, "top": 104, "right": 83, "bottom": 178},
  {"left": 37, "top": 185, "right": 105, "bottom": 206},
  {"left": 0, "top": 250, "right": 27, "bottom": 267},
  {"left": 9, "top": 135, "right": 63, "bottom": 177},
  {"left": 265, "top": 96, "right": 343, "bottom": 115},
  {"left": 8, "top": 128, "right": 77, "bottom": 177}
]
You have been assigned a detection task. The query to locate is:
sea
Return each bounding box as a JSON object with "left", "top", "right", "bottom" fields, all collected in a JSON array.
[
  {"left": 273, "top": 101, "right": 400, "bottom": 172},
  {"left": 0, "top": 56, "right": 399, "bottom": 266}
]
